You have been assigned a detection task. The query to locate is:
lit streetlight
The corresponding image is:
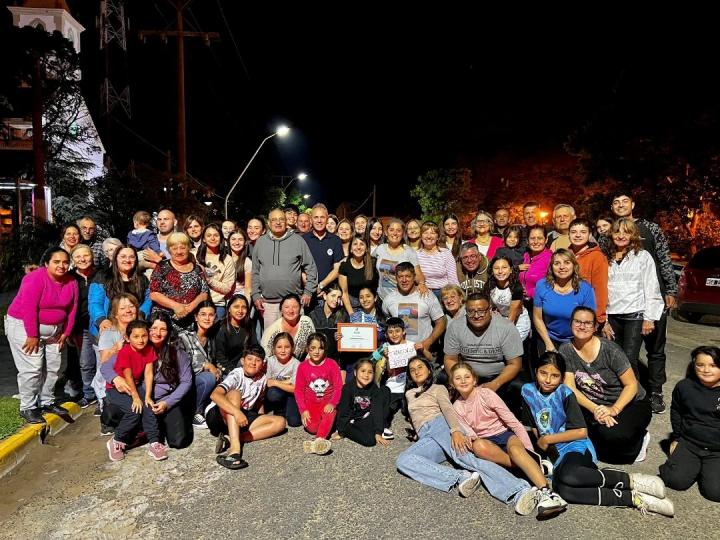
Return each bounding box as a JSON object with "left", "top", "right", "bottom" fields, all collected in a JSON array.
[
  {"left": 280, "top": 172, "right": 308, "bottom": 192},
  {"left": 303, "top": 194, "right": 310, "bottom": 200},
  {"left": 224, "top": 125, "right": 290, "bottom": 218}
]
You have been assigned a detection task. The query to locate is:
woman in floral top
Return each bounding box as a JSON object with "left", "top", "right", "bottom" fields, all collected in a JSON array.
[{"left": 150, "top": 232, "right": 210, "bottom": 331}]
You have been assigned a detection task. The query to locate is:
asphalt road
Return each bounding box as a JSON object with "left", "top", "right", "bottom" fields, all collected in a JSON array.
[{"left": 1, "top": 317, "right": 719, "bottom": 539}]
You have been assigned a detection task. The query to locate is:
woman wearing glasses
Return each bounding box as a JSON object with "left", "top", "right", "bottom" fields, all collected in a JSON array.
[
  {"left": 560, "top": 306, "right": 652, "bottom": 465},
  {"left": 468, "top": 210, "right": 504, "bottom": 260}
]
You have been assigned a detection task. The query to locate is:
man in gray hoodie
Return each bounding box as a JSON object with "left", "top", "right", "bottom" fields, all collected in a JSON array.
[{"left": 252, "top": 208, "right": 318, "bottom": 328}]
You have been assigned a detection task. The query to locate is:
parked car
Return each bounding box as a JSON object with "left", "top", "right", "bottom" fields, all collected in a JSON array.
[{"left": 675, "top": 246, "right": 720, "bottom": 323}]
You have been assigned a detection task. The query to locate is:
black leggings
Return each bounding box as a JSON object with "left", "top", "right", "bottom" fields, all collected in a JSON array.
[
  {"left": 553, "top": 450, "right": 633, "bottom": 506},
  {"left": 583, "top": 399, "right": 652, "bottom": 464},
  {"left": 659, "top": 438, "right": 720, "bottom": 502}
]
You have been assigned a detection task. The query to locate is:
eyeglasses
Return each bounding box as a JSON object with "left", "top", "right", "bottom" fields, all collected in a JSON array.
[
  {"left": 467, "top": 308, "right": 491, "bottom": 317},
  {"left": 461, "top": 254, "right": 479, "bottom": 261},
  {"left": 571, "top": 319, "right": 595, "bottom": 327}
]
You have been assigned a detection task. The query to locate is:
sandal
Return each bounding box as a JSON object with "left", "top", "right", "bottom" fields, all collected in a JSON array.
[
  {"left": 215, "top": 434, "right": 230, "bottom": 454},
  {"left": 216, "top": 453, "right": 248, "bottom": 470}
]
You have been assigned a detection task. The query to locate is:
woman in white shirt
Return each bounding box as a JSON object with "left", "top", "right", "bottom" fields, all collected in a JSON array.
[{"left": 602, "top": 218, "right": 664, "bottom": 379}]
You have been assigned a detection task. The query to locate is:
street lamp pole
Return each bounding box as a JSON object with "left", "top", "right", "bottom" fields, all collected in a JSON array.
[
  {"left": 224, "top": 126, "right": 290, "bottom": 218},
  {"left": 281, "top": 172, "right": 307, "bottom": 193}
]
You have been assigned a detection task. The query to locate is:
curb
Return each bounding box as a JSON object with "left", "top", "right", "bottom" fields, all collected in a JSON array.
[{"left": 0, "top": 400, "right": 88, "bottom": 479}]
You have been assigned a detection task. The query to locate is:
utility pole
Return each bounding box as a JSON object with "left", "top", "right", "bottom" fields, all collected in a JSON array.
[
  {"left": 138, "top": 1, "right": 219, "bottom": 185},
  {"left": 99, "top": 0, "right": 131, "bottom": 140},
  {"left": 32, "top": 54, "right": 46, "bottom": 223}
]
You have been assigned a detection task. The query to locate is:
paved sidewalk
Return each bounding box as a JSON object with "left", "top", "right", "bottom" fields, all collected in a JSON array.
[{"left": 0, "top": 317, "right": 719, "bottom": 538}]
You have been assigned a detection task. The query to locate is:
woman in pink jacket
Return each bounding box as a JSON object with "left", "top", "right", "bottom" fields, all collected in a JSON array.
[
  {"left": 5, "top": 247, "right": 79, "bottom": 424},
  {"left": 519, "top": 225, "right": 552, "bottom": 301}
]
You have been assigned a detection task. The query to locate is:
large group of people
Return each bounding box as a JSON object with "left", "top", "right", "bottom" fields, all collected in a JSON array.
[{"left": 4, "top": 192, "right": 719, "bottom": 520}]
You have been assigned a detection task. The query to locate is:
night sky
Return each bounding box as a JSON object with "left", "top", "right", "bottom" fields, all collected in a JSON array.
[{"left": 6, "top": 3, "right": 717, "bottom": 216}]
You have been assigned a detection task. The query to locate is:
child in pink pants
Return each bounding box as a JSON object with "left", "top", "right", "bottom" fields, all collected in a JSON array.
[{"left": 294, "top": 333, "right": 343, "bottom": 455}]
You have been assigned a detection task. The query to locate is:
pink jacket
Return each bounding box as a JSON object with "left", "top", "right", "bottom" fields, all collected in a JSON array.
[
  {"left": 7, "top": 267, "right": 78, "bottom": 338},
  {"left": 519, "top": 248, "right": 552, "bottom": 300},
  {"left": 453, "top": 387, "right": 533, "bottom": 450}
]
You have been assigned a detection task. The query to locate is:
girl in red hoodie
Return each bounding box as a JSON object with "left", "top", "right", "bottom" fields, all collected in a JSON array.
[{"left": 294, "top": 332, "right": 343, "bottom": 455}]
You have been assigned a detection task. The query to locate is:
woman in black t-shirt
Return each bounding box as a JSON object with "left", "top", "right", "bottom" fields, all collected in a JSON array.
[{"left": 339, "top": 234, "right": 378, "bottom": 314}]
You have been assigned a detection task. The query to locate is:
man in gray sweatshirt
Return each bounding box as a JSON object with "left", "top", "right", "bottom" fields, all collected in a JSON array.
[{"left": 252, "top": 208, "right": 318, "bottom": 328}]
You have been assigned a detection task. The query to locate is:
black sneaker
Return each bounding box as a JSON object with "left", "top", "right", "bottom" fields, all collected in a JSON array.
[
  {"left": 41, "top": 402, "right": 70, "bottom": 416},
  {"left": 100, "top": 423, "right": 115, "bottom": 436},
  {"left": 78, "top": 397, "right": 97, "bottom": 409},
  {"left": 20, "top": 408, "right": 47, "bottom": 424},
  {"left": 650, "top": 393, "right": 666, "bottom": 414}
]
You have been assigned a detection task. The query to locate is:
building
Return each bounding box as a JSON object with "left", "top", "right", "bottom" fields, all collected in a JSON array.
[{"left": 1, "top": 0, "right": 105, "bottom": 235}]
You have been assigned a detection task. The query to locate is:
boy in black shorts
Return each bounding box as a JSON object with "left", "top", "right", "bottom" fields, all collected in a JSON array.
[{"left": 207, "top": 345, "right": 286, "bottom": 469}]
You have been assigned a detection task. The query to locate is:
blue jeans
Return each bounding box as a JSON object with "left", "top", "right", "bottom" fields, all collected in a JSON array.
[
  {"left": 194, "top": 371, "right": 217, "bottom": 414},
  {"left": 264, "top": 386, "right": 301, "bottom": 427},
  {"left": 396, "top": 415, "right": 530, "bottom": 503}
]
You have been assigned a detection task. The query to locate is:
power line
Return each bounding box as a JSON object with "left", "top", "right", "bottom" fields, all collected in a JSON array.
[
  {"left": 214, "top": 0, "right": 250, "bottom": 80},
  {"left": 348, "top": 190, "right": 374, "bottom": 214}
]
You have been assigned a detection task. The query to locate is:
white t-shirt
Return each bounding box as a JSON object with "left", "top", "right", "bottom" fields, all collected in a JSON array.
[
  {"left": 382, "top": 289, "right": 444, "bottom": 342},
  {"left": 206, "top": 367, "right": 266, "bottom": 413},
  {"left": 265, "top": 355, "right": 300, "bottom": 385},
  {"left": 385, "top": 339, "right": 415, "bottom": 394},
  {"left": 374, "top": 244, "right": 420, "bottom": 301}
]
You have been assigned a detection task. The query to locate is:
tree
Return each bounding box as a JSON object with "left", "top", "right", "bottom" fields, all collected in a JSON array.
[
  {"left": 565, "top": 83, "right": 720, "bottom": 253},
  {"left": 410, "top": 168, "right": 475, "bottom": 224}
]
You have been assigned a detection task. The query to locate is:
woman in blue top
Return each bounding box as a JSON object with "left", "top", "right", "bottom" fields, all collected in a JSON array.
[
  {"left": 532, "top": 249, "right": 595, "bottom": 355},
  {"left": 521, "top": 351, "right": 674, "bottom": 516}
]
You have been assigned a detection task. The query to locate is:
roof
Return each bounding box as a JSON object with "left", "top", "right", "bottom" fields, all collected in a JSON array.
[{"left": 21, "top": 0, "right": 71, "bottom": 10}]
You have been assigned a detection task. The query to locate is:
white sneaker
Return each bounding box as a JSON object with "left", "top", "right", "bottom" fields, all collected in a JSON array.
[
  {"left": 458, "top": 471, "right": 482, "bottom": 498},
  {"left": 541, "top": 459, "right": 554, "bottom": 477},
  {"left": 515, "top": 487, "right": 542, "bottom": 516},
  {"left": 536, "top": 488, "right": 568, "bottom": 519},
  {"left": 382, "top": 428, "right": 395, "bottom": 440},
  {"left": 633, "top": 491, "right": 675, "bottom": 517},
  {"left": 630, "top": 473, "right": 666, "bottom": 499},
  {"left": 634, "top": 432, "right": 651, "bottom": 463}
]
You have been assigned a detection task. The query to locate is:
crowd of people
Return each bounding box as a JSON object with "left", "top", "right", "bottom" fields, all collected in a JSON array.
[{"left": 4, "top": 192, "right": 719, "bottom": 520}]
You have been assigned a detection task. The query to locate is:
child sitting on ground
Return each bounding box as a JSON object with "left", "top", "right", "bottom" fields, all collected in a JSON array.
[
  {"left": 294, "top": 333, "right": 343, "bottom": 455},
  {"left": 450, "top": 361, "right": 567, "bottom": 519},
  {"left": 264, "top": 332, "right": 301, "bottom": 427},
  {"left": 107, "top": 320, "right": 166, "bottom": 462},
  {"left": 127, "top": 210, "right": 161, "bottom": 254},
  {"left": 522, "top": 352, "right": 674, "bottom": 516},
  {"left": 334, "top": 359, "right": 391, "bottom": 447},
  {"left": 660, "top": 345, "right": 720, "bottom": 503},
  {"left": 207, "top": 345, "right": 286, "bottom": 470}
]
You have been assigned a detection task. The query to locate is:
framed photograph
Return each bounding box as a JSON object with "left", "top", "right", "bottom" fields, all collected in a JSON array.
[{"left": 337, "top": 323, "right": 378, "bottom": 352}]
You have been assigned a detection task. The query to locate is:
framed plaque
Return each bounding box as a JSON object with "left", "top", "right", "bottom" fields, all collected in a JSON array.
[{"left": 337, "top": 323, "right": 378, "bottom": 352}]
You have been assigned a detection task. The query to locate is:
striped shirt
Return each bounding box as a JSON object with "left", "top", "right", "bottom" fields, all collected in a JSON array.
[{"left": 416, "top": 249, "right": 460, "bottom": 290}]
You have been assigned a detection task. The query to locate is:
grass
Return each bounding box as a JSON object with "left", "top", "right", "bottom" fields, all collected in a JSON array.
[{"left": 0, "top": 397, "right": 23, "bottom": 440}]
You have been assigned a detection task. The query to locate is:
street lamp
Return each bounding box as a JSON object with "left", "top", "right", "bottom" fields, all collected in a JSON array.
[
  {"left": 281, "top": 172, "right": 307, "bottom": 193},
  {"left": 224, "top": 125, "right": 290, "bottom": 218},
  {"left": 303, "top": 194, "right": 310, "bottom": 199},
  {"left": 539, "top": 211, "right": 549, "bottom": 225}
]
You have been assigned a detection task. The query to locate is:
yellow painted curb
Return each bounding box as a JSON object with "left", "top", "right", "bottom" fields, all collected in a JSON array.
[{"left": 0, "top": 400, "right": 85, "bottom": 479}]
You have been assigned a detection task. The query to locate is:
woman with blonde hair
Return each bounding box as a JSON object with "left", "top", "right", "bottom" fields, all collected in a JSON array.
[
  {"left": 602, "top": 218, "right": 664, "bottom": 379},
  {"left": 150, "top": 232, "right": 210, "bottom": 330},
  {"left": 416, "top": 221, "right": 459, "bottom": 302}
]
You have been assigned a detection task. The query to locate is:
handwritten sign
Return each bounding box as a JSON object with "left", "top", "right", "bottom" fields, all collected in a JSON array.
[{"left": 387, "top": 343, "right": 416, "bottom": 369}]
